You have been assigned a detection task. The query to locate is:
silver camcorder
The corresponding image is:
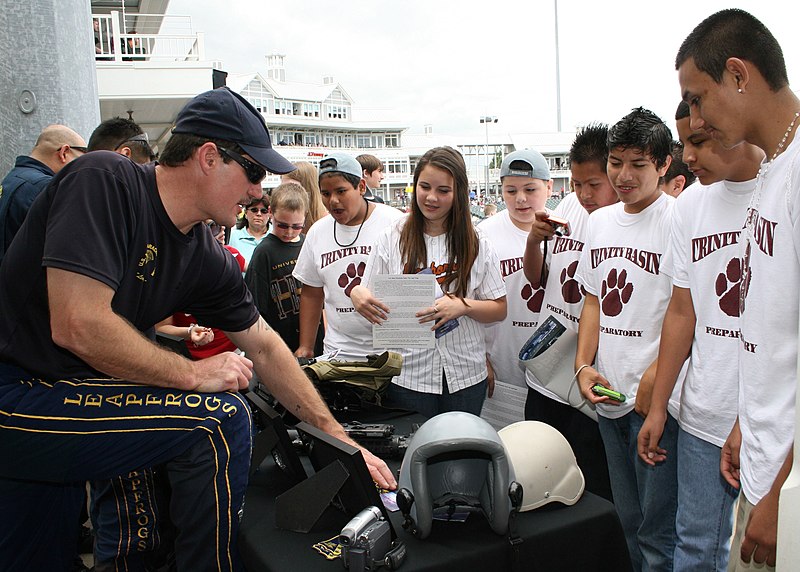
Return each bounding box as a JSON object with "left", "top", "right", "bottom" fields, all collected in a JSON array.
[{"left": 339, "top": 506, "right": 394, "bottom": 571}]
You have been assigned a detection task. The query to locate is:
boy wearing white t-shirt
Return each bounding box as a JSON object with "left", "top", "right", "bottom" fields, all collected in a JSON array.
[
  {"left": 522, "top": 124, "right": 618, "bottom": 502},
  {"left": 293, "top": 153, "right": 403, "bottom": 360},
  {"left": 574, "top": 107, "right": 679, "bottom": 571},
  {"left": 480, "top": 149, "right": 552, "bottom": 397},
  {"left": 677, "top": 10, "right": 800, "bottom": 570},
  {"left": 636, "top": 101, "right": 764, "bottom": 571}
]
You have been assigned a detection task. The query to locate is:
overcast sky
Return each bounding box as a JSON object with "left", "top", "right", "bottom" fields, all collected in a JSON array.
[{"left": 167, "top": 0, "right": 800, "bottom": 140}]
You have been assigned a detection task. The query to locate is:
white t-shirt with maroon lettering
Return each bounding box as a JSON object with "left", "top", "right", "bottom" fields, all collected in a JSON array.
[
  {"left": 661, "top": 178, "right": 753, "bottom": 447},
  {"left": 738, "top": 137, "right": 800, "bottom": 504},
  {"left": 293, "top": 203, "right": 404, "bottom": 359},
  {"left": 575, "top": 193, "right": 682, "bottom": 419},
  {"left": 525, "top": 193, "right": 590, "bottom": 402},
  {"left": 480, "top": 209, "right": 543, "bottom": 388}
]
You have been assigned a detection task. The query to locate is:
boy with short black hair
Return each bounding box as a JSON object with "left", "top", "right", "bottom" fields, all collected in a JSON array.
[
  {"left": 677, "top": 9, "right": 800, "bottom": 569},
  {"left": 637, "top": 100, "right": 764, "bottom": 571},
  {"left": 246, "top": 183, "right": 323, "bottom": 354},
  {"left": 574, "top": 107, "right": 680, "bottom": 570},
  {"left": 522, "top": 123, "right": 618, "bottom": 502},
  {"left": 662, "top": 140, "right": 696, "bottom": 198}
]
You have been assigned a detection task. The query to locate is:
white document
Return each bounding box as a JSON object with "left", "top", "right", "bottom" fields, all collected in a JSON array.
[
  {"left": 479, "top": 381, "right": 527, "bottom": 431},
  {"left": 372, "top": 274, "right": 436, "bottom": 349}
]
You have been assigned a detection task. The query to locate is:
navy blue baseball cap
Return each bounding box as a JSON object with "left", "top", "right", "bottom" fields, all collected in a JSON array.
[{"left": 172, "top": 87, "right": 296, "bottom": 175}]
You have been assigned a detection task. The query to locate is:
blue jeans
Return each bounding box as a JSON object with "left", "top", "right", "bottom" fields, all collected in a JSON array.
[
  {"left": 387, "top": 375, "right": 487, "bottom": 419},
  {"left": 674, "top": 427, "right": 738, "bottom": 571},
  {"left": 598, "top": 411, "right": 678, "bottom": 572}
]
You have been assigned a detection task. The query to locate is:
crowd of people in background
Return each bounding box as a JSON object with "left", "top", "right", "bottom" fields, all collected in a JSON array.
[{"left": 1, "top": 7, "right": 798, "bottom": 572}]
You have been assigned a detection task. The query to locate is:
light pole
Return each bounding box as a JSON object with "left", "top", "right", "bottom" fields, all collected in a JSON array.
[
  {"left": 479, "top": 116, "right": 498, "bottom": 201},
  {"left": 554, "top": 0, "right": 562, "bottom": 132}
]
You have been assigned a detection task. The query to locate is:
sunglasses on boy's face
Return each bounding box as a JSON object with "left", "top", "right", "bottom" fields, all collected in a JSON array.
[
  {"left": 217, "top": 145, "right": 267, "bottom": 185},
  {"left": 273, "top": 221, "right": 304, "bottom": 231},
  {"left": 248, "top": 207, "right": 269, "bottom": 215}
]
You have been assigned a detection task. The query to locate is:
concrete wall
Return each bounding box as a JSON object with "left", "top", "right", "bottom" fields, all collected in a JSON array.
[{"left": 0, "top": 0, "right": 100, "bottom": 176}]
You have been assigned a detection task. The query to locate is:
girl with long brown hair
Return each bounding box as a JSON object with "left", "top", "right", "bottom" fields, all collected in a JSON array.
[{"left": 350, "top": 146, "right": 506, "bottom": 417}]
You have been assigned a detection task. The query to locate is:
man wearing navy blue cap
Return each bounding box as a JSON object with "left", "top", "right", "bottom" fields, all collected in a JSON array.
[{"left": 0, "top": 87, "right": 395, "bottom": 572}]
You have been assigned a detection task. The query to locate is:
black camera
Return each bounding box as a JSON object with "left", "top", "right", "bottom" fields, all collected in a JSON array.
[
  {"left": 340, "top": 506, "right": 396, "bottom": 570},
  {"left": 545, "top": 214, "right": 571, "bottom": 237}
]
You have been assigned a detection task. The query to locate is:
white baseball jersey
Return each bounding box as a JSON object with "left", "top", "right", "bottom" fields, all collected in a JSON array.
[{"left": 363, "top": 218, "right": 506, "bottom": 394}]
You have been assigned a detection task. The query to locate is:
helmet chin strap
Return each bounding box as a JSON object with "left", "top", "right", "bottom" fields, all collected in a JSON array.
[
  {"left": 396, "top": 488, "right": 416, "bottom": 535},
  {"left": 507, "top": 481, "right": 525, "bottom": 572}
]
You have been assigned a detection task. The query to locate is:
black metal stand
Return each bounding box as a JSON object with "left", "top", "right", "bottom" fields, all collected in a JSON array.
[{"left": 274, "top": 459, "right": 350, "bottom": 533}]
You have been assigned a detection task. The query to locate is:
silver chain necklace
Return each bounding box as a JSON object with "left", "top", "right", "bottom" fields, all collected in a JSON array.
[
  {"left": 746, "top": 111, "right": 800, "bottom": 237},
  {"left": 741, "top": 111, "right": 800, "bottom": 312}
]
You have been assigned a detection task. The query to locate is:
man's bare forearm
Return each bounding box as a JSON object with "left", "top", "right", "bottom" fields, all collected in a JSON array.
[
  {"left": 232, "top": 319, "right": 343, "bottom": 436},
  {"left": 48, "top": 268, "right": 199, "bottom": 389}
]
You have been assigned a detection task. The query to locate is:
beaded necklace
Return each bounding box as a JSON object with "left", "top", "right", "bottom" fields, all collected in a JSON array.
[{"left": 333, "top": 198, "right": 371, "bottom": 248}]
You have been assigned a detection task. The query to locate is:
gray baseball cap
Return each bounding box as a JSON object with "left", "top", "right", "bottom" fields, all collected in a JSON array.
[
  {"left": 500, "top": 149, "right": 551, "bottom": 180},
  {"left": 318, "top": 152, "right": 363, "bottom": 180}
]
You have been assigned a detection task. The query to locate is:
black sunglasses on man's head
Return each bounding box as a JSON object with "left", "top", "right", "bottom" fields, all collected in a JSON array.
[{"left": 115, "top": 133, "right": 157, "bottom": 161}]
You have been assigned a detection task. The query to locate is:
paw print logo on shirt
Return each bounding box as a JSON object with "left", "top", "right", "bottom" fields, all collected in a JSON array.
[
  {"left": 560, "top": 260, "right": 585, "bottom": 304},
  {"left": 338, "top": 262, "right": 366, "bottom": 297},
  {"left": 521, "top": 283, "right": 545, "bottom": 313},
  {"left": 715, "top": 257, "right": 743, "bottom": 317},
  {"left": 601, "top": 268, "right": 633, "bottom": 317}
]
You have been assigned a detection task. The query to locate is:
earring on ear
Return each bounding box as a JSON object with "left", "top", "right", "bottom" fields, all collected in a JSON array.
[{"left": 738, "top": 88, "right": 743, "bottom": 93}]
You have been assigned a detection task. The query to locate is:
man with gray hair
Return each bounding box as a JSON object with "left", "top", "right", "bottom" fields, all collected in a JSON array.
[{"left": 0, "top": 124, "right": 86, "bottom": 263}]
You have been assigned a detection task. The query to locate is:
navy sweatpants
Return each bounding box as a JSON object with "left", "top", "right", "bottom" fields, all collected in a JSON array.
[
  {"left": 0, "top": 363, "right": 252, "bottom": 572},
  {"left": 91, "top": 466, "right": 176, "bottom": 571}
]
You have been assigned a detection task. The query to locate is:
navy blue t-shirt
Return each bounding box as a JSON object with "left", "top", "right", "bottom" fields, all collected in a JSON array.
[{"left": 0, "top": 151, "right": 259, "bottom": 381}]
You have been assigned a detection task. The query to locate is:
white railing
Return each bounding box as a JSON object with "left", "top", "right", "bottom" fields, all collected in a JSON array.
[{"left": 93, "top": 12, "right": 205, "bottom": 63}]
